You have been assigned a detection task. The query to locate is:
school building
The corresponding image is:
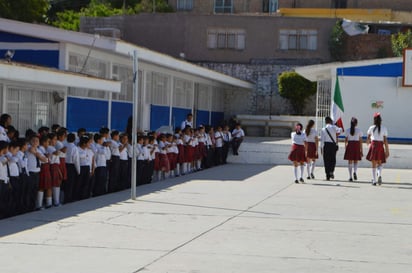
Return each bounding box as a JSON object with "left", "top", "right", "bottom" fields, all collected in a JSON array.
[
  {"left": 0, "top": 18, "right": 253, "bottom": 134},
  {"left": 296, "top": 57, "right": 412, "bottom": 141}
]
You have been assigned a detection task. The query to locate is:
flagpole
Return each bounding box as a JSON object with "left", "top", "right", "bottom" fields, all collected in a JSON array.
[{"left": 131, "top": 50, "right": 139, "bottom": 200}]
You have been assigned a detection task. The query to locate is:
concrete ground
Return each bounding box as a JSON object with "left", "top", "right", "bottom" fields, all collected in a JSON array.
[{"left": 1, "top": 164, "right": 412, "bottom": 273}]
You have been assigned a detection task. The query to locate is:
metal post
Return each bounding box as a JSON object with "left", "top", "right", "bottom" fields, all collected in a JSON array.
[{"left": 131, "top": 50, "right": 139, "bottom": 200}]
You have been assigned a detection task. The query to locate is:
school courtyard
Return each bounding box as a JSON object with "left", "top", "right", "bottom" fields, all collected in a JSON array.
[{"left": 1, "top": 159, "right": 412, "bottom": 273}]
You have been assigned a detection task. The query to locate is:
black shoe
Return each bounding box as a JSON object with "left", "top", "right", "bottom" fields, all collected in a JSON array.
[
  {"left": 378, "top": 176, "right": 382, "bottom": 185},
  {"left": 349, "top": 178, "right": 353, "bottom": 182},
  {"left": 326, "top": 176, "right": 330, "bottom": 181},
  {"left": 353, "top": 173, "right": 357, "bottom": 181},
  {"left": 295, "top": 180, "right": 299, "bottom": 184},
  {"left": 372, "top": 181, "right": 377, "bottom": 186},
  {"left": 311, "top": 173, "right": 315, "bottom": 179},
  {"left": 330, "top": 174, "right": 335, "bottom": 179},
  {"left": 307, "top": 176, "right": 311, "bottom": 180},
  {"left": 299, "top": 178, "right": 304, "bottom": 183}
]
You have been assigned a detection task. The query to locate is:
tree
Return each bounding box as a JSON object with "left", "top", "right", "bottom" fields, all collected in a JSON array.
[
  {"left": 0, "top": 0, "right": 49, "bottom": 23},
  {"left": 329, "top": 20, "right": 346, "bottom": 61},
  {"left": 135, "top": 0, "right": 173, "bottom": 13},
  {"left": 278, "top": 71, "right": 317, "bottom": 115},
  {"left": 391, "top": 30, "right": 412, "bottom": 57}
]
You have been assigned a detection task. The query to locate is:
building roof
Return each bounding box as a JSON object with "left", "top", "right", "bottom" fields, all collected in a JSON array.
[
  {"left": 295, "top": 57, "right": 402, "bottom": 81},
  {"left": 0, "top": 18, "right": 254, "bottom": 90},
  {"left": 0, "top": 60, "right": 121, "bottom": 92}
]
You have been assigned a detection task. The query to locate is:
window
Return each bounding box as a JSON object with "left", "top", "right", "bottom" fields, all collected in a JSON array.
[
  {"left": 211, "top": 87, "right": 224, "bottom": 112},
  {"left": 279, "top": 29, "right": 317, "bottom": 51},
  {"left": 263, "top": 0, "right": 278, "bottom": 13},
  {"left": 173, "top": 78, "right": 193, "bottom": 108},
  {"left": 207, "top": 29, "right": 246, "bottom": 50},
  {"left": 214, "top": 0, "right": 232, "bottom": 13},
  {"left": 333, "top": 0, "right": 347, "bottom": 8},
  {"left": 177, "top": 0, "right": 193, "bottom": 11},
  {"left": 112, "top": 64, "right": 133, "bottom": 102},
  {"left": 149, "top": 72, "right": 170, "bottom": 106}
]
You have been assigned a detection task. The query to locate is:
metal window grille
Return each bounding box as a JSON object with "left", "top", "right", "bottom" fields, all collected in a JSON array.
[
  {"left": 208, "top": 29, "right": 246, "bottom": 50},
  {"left": 197, "top": 84, "right": 211, "bottom": 110},
  {"left": 112, "top": 64, "right": 133, "bottom": 102},
  {"left": 177, "top": 0, "right": 193, "bottom": 10},
  {"left": 214, "top": 0, "right": 233, "bottom": 13},
  {"left": 279, "top": 29, "right": 318, "bottom": 51},
  {"left": 211, "top": 87, "right": 224, "bottom": 112},
  {"left": 316, "top": 79, "right": 332, "bottom": 133},
  {"left": 173, "top": 78, "right": 193, "bottom": 108},
  {"left": 150, "top": 72, "right": 170, "bottom": 106}
]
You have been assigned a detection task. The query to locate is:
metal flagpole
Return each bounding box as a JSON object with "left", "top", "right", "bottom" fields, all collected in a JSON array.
[{"left": 131, "top": 50, "right": 139, "bottom": 200}]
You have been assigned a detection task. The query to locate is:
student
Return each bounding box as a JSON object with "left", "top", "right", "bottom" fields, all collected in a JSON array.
[
  {"left": 366, "top": 113, "right": 389, "bottom": 186},
  {"left": 158, "top": 134, "right": 171, "bottom": 179},
  {"left": 7, "top": 141, "right": 21, "bottom": 215},
  {"left": 0, "top": 141, "right": 10, "bottom": 219},
  {"left": 181, "top": 113, "right": 193, "bottom": 130},
  {"left": 92, "top": 133, "right": 108, "bottom": 196},
  {"left": 344, "top": 117, "right": 363, "bottom": 182},
  {"left": 56, "top": 129, "right": 68, "bottom": 187},
  {"left": 0, "top": 114, "right": 12, "bottom": 142},
  {"left": 320, "top": 116, "right": 342, "bottom": 181},
  {"left": 16, "top": 138, "right": 30, "bottom": 213},
  {"left": 304, "top": 119, "right": 318, "bottom": 179},
  {"left": 222, "top": 125, "right": 232, "bottom": 164},
  {"left": 147, "top": 136, "right": 156, "bottom": 183},
  {"left": 37, "top": 135, "right": 52, "bottom": 209},
  {"left": 119, "top": 133, "right": 129, "bottom": 190},
  {"left": 78, "top": 136, "right": 94, "bottom": 199},
  {"left": 288, "top": 123, "right": 307, "bottom": 183},
  {"left": 166, "top": 134, "right": 177, "bottom": 177},
  {"left": 108, "top": 130, "right": 121, "bottom": 192},
  {"left": 48, "top": 133, "right": 63, "bottom": 206},
  {"left": 197, "top": 126, "right": 207, "bottom": 169},
  {"left": 135, "top": 136, "right": 145, "bottom": 185},
  {"left": 26, "top": 135, "right": 48, "bottom": 210},
  {"left": 214, "top": 125, "right": 224, "bottom": 165},
  {"left": 182, "top": 128, "right": 193, "bottom": 174},
  {"left": 231, "top": 123, "right": 245, "bottom": 156},
  {"left": 175, "top": 131, "right": 184, "bottom": 176},
  {"left": 64, "top": 133, "right": 80, "bottom": 203}
]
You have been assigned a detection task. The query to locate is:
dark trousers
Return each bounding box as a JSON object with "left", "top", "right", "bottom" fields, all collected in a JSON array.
[
  {"left": 0, "top": 181, "right": 12, "bottom": 219},
  {"left": 28, "top": 172, "right": 40, "bottom": 210},
  {"left": 9, "top": 176, "right": 22, "bottom": 216},
  {"left": 108, "top": 156, "right": 120, "bottom": 192},
  {"left": 323, "top": 142, "right": 337, "bottom": 179},
  {"left": 93, "top": 166, "right": 107, "bottom": 197},
  {"left": 214, "top": 147, "right": 223, "bottom": 165},
  {"left": 136, "top": 160, "right": 145, "bottom": 186},
  {"left": 203, "top": 147, "right": 214, "bottom": 168},
  {"left": 119, "top": 159, "right": 129, "bottom": 190},
  {"left": 78, "top": 165, "right": 91, "bottom": 200},
  {"left": 232, "top": 138, "right": 243, "bottom": 155},
  {"left": 222, "top": 141, "right": 230, "bottom": 163},
  {"left": 20, "top": 171, "right": 30, "bottom": 213},
  {"left": 64, "top": 164, "right": 77, "bottom": 203}
]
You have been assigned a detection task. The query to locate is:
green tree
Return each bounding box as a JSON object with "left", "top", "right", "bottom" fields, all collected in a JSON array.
[
  {"left": 329, "top": 20, "right": 346, "bottom": 61},
  {"left": 135, "top": 0, "right": 173, "bottom": 13},
  {"left": 391, "top": 30, "right": 412, "bottom": 57},
  {"left": 278, "top": 71, "right": 317, "bottom": 115},
  {"left": 0, "top": 0, "right": 49, "bottom": 23}
]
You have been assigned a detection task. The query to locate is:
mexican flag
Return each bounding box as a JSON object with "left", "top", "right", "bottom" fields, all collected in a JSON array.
[{"left": 332, "top": 77, "right": 344, "bottom": 130}]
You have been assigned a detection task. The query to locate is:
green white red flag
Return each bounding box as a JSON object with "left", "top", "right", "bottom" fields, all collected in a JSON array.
[{"left": 332, "top": 77, "right": 344, "bottom": 130}]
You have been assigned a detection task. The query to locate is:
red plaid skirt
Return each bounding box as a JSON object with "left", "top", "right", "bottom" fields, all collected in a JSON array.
[
  {"left": 50, "top": 163, "right": 63, "bottom": 187},
  {"left": 344, "top": 141, "right": 362, "bottom": 161},
  {"left": 366, "top": 141, "right": 386, "bottom": 163},
  {"left": 176, "top": 144, "right": 185, "bottom": 164},
  {"left": 167, "top": 153, "right": 177, "bottom": 170},
  {"left": 185, "top": 146, "right": 194, "bottom": 162},
  {"left": 159, "top": 153, "right": 170, "bottom": 172},
  {"left": 39, "top": 163, "right": 52, "bottom": 190},
  {"left": 194, "top": 145, "right": 202, "bottom": 161},
  {"left": 288, "top": 144, "right": 306, "bottom": 162},
  {"left": 153, "top": 152, "right": 160, "bottom": 171},
  {"left": 59, "top": 157, "right": 68, "bottom": 180},
  {"left": 306, "top": 142, "right": 318, "bottom": 159}
]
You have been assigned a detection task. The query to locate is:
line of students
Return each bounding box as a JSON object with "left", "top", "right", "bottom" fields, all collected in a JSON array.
[{"left": 0, "top": 117, "right": 244, "bottom": 219}]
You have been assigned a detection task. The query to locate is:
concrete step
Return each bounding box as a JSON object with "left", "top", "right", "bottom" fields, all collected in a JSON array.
[{"left": 227, "top": 137, "right": 412, "bottom": 169}]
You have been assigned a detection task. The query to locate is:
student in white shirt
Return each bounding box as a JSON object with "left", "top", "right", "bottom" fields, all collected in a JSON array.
[
  {"left": 0, "top": 141, "right": 10, "bottom": 219},
  {"left": 64, "top": 133, "right": 80, "bottom": 203},
  {"left": 288, "top": 123, "right": 307, "bottom": 183},
  {"left": 320, "top": 116, "right": 342, "bottom": 181},
  {"left": 93, "top": 133, "right": 108, "bottom": 196},
  {"left": 344, "top": 117, "right": 363, "bottom": 182},
  {"left": 231, "top": 123, "right": 245, "bottom": 156},
  {"left": 304, "top": 120, "right": 319, "bottom": 180}
]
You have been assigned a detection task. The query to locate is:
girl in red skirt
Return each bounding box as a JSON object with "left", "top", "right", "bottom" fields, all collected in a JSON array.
[
  {"left": 48, "top": 133, "right": 63, "bottom": 206},
  {"left": 288, "top": 123, "right": 307, "bottom": 183},
  {"left": 37, "top": 135, "right": 52, "bottom": 209},
  {"left": 366, "top": 113, "right": 389, "bottom": 185},
  {"left": 175, "top": 131, "right": 185, "bottom": 176},
  {"left": 344, "top": 117, "right": 363, "bottom": 182},
  {"left": 304, "top": 119, "right": 318, "bottom": 180},
  {"left": 158, "top": 134, "right": 170, "bottom": 180}
]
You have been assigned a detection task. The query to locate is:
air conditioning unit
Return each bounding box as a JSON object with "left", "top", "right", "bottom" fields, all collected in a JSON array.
[{"left": 94, "top": 28, "right": 121, "bottom": 39}]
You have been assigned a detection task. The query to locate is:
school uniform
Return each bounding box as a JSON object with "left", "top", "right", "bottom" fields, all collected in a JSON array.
[
  {"left": 0, "top": 155, "right": 10, "bottom": 219},
  {"left": 136, "top": 143, "right": 145, "bottom": 186},
  {"left": 166, "top": 141, "right": 176, "bottom": 175},
  {"left": 305, "top": 128, "right": 318, "bottom": 159},
  {"left": 344, "top": 128, "right": 363, "bottom": 161},
  {"left": 108, "top": 139, "right": 120, "bottom": 192},
  {"left": 119, "top": 143, "right": 129, "bottom": 190},
  {"left": 288, "top": 132, "right": 307, "bottom": 162},
  {"left": 78, "top": 147, "right": 92, "bottom": 200},
  {"left": 231, "top": 128, "right": 245, "bottom": 155},
  {"left": 17, "top": 150, "right": 30, "bottom": 212},
  {"left": 126, "top": 143, "right": 133, "bottom": 188},
  {"left": 214, "top": 131, "right": 224, "bottom": 165},
  {"left": 158, "top": 140, "right": 170, "bottom": 172},
  {"left": 26, "top": 147, "right": 41, "bottom": 210},
  {"left": 93, "top": 143, "right": 107, "bottom": 196},
  {"left": 204, "top": 132, "right": 214, "bottom": 168},
  {"left": 181, "top": 119, "right": 193, "bottom": 130},
  {"left": 147, "top": 144, "right": 155, "bottom": 183},
  {"left": 7, "top": 152, "right": 22, "bottom": 215},
  {"left": 0, "top": 125, "right": 9, "bottom": 142},
  {"left": 321, "top": 124, "right": 342, "bottom": 180},
  {"left": 366, "top": 125, "right": 388, "bottom": 163},
  {"left": 222, "top": 131, "right": 232, "bottom": 164},
  {"left": 64, "top": 142, "right": 80, "bottom": 203},
  {"left": 56, "top": 140, "right": 68, "bottom": 181},
  {"left": 37, "top": 146, "right": 51, "bottom": 209}
]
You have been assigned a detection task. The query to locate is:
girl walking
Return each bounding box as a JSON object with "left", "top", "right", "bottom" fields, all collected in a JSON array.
[
  {"left": 288, "top": 123, "right": 307, "bottom": 183},
  {"left": 304, "top": 120, "right": 318, "bottom": 180},
  {"left": 343, "top": 117, "right": 363, "bottom": 181}
]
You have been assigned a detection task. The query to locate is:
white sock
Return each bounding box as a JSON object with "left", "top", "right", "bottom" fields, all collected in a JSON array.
[
  {"left": 52, "top": 187, "right": 60, "bottom": 206},
  {"left": 46, "top": 197, "right": 52, "bottom": 207},
  {"left": 176, "top": 164, "right": 180, "bottom": 176},
  {"left": 182, "top": 163, "right": 187, "bottom": 174},
  {"left": 306, "top": 163, "right": 311, "bottom": 177},
  {"left": 377, "top": 165, "right": 383, "bottom": 177},
  {"left": 311, "top": 161, "right": 315, "bottom": 174},
  {"left": 372, "top": 168, "right": 377, "bottom": 183},
  {"left": 36, "top": 191, "right": 44, "bottom": 209},
  {"left": 300, "top": 165, "right": 304, "bottom": 179},
  {"left": 294, "top": 166, "right": 298, "bottom": 180},
  {"left": 197, "top": 160, "right": 202, "bottom": 170},
  {"left": 353, "top": 162, "right": 358, "bottom": 174},
  {"left": 348, "top": 163, "right": 353, "bottom": 178}
]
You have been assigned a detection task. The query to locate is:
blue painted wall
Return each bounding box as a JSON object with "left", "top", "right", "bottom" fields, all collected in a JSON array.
[
  {"left": 211, "top": 111, "right": 224, "bottom": 127},
  {"left": 196, "top": 110, "right": 210, "bottom": 127},
  {"left": 337, "top": 62, "right": 402, "bottom": 78},
  {"left": 67, "top": 97, "right": 108, "bottom": 132},
  {"left": 150, "top": 105, "right": 170, "bottom": 131},
  {"left": 172, "top": 107, "right": 191, "bottom": 130},
  {"left": 111, "top": 101, "right": 132, "bottom": 132},
  {"left": 0, "top": 31, "right": 57, "bottom": 43}
]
